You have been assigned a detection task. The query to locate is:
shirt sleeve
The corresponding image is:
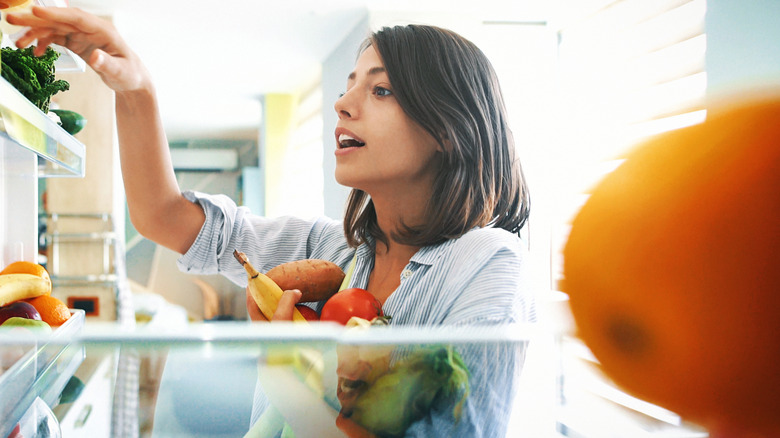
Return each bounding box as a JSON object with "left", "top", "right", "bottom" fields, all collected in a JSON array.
[
  {"left": 176, "top": 190, "right": 352, "bottom": 288},
  {"left": 443, "top": 245, "right": 534, "bottom": 326}
]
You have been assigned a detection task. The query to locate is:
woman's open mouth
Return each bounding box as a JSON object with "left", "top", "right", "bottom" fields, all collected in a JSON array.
[{"left": 338, "top": 133, "right": 366, "bottom": 148}]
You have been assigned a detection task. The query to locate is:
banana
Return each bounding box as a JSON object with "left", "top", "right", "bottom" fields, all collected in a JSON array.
[
  {"left": 0, "top": 273, "right": 51, "bottom": 307},
  {"left": 234, "top": 250, "right": 306, "bottom": 322}
]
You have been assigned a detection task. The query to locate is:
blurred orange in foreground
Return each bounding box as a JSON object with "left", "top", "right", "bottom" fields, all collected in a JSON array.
[
  {"left": 563, "top": 97, "right": 780, "bottom": 437},
  {"left": 25, "top": 295, "right": 70, "bottom": 326}
]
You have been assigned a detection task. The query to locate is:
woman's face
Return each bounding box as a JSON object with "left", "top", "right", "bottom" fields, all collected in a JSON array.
[{"left": 333, "top": 46, "right": 441, "bottom": 198}]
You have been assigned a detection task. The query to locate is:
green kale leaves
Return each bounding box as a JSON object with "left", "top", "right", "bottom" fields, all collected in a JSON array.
[{"left": 2, "top": 46, "right": 69, "bottom": 113}]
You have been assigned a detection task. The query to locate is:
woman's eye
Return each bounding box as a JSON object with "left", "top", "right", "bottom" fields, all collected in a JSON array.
[{"left": 374, "top": 86, "right": 393, "bottom": 97}]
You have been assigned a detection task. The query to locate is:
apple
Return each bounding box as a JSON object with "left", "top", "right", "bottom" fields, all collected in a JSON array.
[
  {"left": 0, "top": 301, "right": 42, "bottom": 325},
  {"left": 0, "top": 317, "right": 51, "bottom": 333}
]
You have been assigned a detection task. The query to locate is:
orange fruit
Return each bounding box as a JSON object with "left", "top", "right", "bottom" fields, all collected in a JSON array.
[
  {"left": 0, "top": 0, "right": 32, "bottom": 10},
  {"left": 1, "top": 261, "right": 51, "bottom": 282},
  {"left": 1, "top": 261, "right": 52, "bottom": 297},
  {"left": 562, "top": 97, "right": 780, "bottom": 436},
  {"left": 24, "top": 295, "right": 70, "bottom": 327}
]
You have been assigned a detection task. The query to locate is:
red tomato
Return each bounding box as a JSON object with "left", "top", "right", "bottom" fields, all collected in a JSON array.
[
  {"left": 320, "top": 288, "right": 382, "bottom": 325},
  {"left": 296, "top": 305, "right": 319, "bottom": 321}
]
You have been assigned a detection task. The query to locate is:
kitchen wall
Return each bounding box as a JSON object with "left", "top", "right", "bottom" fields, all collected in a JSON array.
[{"left": 322, "top": 13, "right": 370, "bottom": 220}]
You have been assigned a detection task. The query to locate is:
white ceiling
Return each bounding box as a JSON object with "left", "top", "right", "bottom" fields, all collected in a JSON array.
[{"left": 67, "top": 0, "right": 550, "bottom": 141}]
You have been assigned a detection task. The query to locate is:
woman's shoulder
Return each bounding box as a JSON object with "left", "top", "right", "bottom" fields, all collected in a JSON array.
[
  {"left": 460, "top": 226, "right": 523, "bottom": 241},
  {"left": 448, "top": 226, "right": 525, "bottom": 256},
  {"left": 417, "top": 226, "right": 526, "bottom": 272},
  {"left": 413, "top": 227, "right": 531, "bottom": 325}
]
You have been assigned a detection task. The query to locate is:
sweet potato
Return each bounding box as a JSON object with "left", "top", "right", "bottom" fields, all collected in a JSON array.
[{"left": 266, "top": 259, "right": 345, "bottom": 303}]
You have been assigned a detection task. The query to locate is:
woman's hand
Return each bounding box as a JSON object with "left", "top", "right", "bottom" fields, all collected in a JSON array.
[
  {"left": 6, "top": 6, "right": 151, "bottom": 93},
  {"left": 246, "top": 288, "right": 302, "bottom": 322}
]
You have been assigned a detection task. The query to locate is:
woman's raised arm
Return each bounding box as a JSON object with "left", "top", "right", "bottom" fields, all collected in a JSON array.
[{"left": 7, "top": 6, "right": 205, "bottom": 254}]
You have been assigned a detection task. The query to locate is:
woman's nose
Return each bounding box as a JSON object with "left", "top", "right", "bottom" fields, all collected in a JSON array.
[{"left": 334, "top": 91, "right": 356, "bottom": 119}]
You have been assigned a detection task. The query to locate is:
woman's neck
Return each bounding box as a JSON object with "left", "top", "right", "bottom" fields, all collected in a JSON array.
[
  {"left": 370, "top": 187, "right": 428, "bottom": 238},
  {"left": 374, "top": 237, "right": 419, "bottom": 262},
  {"left": 367, "top": 195, "right": 426, "bottom": 304},
  {"left": 369, "top": 238, "right": 420, "bottom": 305}
]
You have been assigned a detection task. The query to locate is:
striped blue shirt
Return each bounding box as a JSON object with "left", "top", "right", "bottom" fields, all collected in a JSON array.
[{"left": 177, "top": 190, "right": 535, "bottom": 437}]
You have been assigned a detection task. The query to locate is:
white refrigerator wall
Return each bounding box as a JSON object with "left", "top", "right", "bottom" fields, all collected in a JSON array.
[{"left": 0, "top": 140, "right": 38, "bottom": 268}]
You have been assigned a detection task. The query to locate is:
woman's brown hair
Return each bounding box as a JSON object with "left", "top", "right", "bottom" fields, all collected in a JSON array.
[{"left": 343, "top": 25, "right": 530, "bottom": 248}]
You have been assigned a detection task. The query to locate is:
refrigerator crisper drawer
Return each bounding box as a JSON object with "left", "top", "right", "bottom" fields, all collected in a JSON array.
[{"left": 0, "top": 309, "right": 86, "bottom": 437}]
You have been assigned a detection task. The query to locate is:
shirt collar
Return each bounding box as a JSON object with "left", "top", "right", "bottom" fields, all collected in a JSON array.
[
  {"left": 355, "top": 233, "right": 457, "bottom": 267},
  {"left": 411, "top": 238, "right": 454, "bottom": 266}
]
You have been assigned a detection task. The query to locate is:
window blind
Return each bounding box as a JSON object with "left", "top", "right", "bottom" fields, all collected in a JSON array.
[
  {"left": 552, "top": 1, "right": 709, "bottom": 436},
  {"left": 551, "top": 0, "right": 707, "bottom": 289}
]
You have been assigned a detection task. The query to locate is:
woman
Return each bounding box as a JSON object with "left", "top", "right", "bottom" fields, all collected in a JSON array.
[{"left": 9, "top": 7, "right": 533, "bottom": 437}]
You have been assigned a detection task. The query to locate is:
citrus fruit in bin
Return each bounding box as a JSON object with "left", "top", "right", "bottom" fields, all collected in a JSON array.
[
  {"left": 0, "top": 261, "right": 50, "bottom": 283},
  {"left": 24, "top": 295, "right": 70, "bottom": 327},
  {"left": 0, "top": 0, "right": 32, "bottom": 10},
  {"left": 562, "top": 97, "right": 780, "bottom": 437}
]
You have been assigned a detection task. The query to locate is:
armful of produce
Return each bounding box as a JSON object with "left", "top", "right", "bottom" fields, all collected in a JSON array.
[
  {"left": 234, "top": 250, "right": 348, "bottom": 322},
  {"left": 234, "top": 250, "right": 308, "bottom": 322},
  {"left": 1, "top": 46, "right": 69, "bottom": 112},
  {"left": 266, "top": 258, "right": 345, "bottom": 303}
]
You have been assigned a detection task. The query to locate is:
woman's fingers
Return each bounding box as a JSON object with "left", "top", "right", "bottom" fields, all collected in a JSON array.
[
  {"left": 29, "top": 5, "right": 105, "bottom": 34},
  {"left": 9, "top": 9, "right": 112, "bottom": 56},
  {"left": 246, "top": 288, "right": 268, "bottom": 322},
  {"left": 247, "top": 289, "right": 303, "bottom": 322},
  {"left": 12, "top": 27, "right": 56, "bottom": 52},
  {"left": 272, "top": 289, "right": 302, "bottom": 321},
  {"left": 6, "top": 7, "right": 82, "bottom": 41},
  {"left": 7, "top": 5, "right": 142, "bottom": 90}
]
